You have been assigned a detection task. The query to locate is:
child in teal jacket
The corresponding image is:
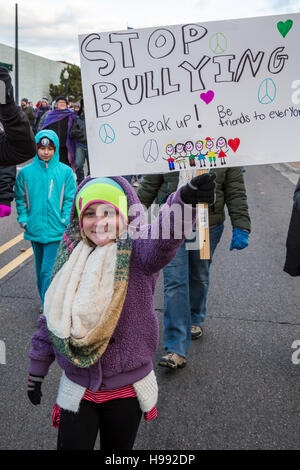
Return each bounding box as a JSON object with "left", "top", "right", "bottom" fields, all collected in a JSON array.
[{"left": 15, "top": 129, "right": 76, "bottom": 309}]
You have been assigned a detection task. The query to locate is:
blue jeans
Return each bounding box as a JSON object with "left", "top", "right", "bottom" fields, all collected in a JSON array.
[
  {"left": 75, "top": 145, "right": 89, "bottom": 185},
  {"left": 31, "top": 241, "right": 60, "bottom": 308},
  {"left": 162, "top": 223, "right": 224, "bottom": 357}
]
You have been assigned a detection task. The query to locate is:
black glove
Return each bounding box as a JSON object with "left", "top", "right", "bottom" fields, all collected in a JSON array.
[
  {"left": 27, "top": 374, "right": 44, "bottom": 405},
  {"left": 181, "top": 172, "right": 216, "bottom": 205},
  {"left": 0, "top": 67, "right": 14, "bottom": 106}
]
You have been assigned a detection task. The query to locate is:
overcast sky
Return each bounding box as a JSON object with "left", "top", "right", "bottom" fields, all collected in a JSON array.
[{"left": 0, "top": 0, "right": 299, "bottom": 65}]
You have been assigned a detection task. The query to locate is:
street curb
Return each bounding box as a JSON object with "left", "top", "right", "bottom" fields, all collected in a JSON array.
[
  {"left": 277, "top": 162, "right": 300, "bottom": 175},
  {"left": 272, "top": 162, "right": 300, "bottom": 186}
]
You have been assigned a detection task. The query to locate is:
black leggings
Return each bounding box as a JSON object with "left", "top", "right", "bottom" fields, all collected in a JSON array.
[{"left": 57, "top": 397, "right": 142, "bottom": 450}]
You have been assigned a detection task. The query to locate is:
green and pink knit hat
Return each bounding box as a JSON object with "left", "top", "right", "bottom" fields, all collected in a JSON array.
[{"left": 75, "top": 178, "right": 128, "bottom": 228}]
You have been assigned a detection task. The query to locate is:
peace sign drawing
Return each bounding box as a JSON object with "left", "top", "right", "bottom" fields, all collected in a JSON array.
[
  {"left": 143, "top": 139, "right": 159, "bottom": 163},
  {"left": 258, "top": 78, "right": 277, "bottom": 104},
  {"left": 209, "top": 32, "right": 227, "bottom": 54},
  {"left": 99, "top": 123, "right": 116, "bottom": 144}
]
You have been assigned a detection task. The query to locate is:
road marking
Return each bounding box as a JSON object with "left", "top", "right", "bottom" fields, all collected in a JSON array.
[
  {"left": 272, "top": 163, "right": 300, "bottom": 186},
  {"left": 0, "top": 247, "right": 33, "bottom": 280},
  {"left": 0, "top": 233, "right": 33, "bottom": 280},
  {"left": 0, "top": 233, "right": 24, "bottom": 255}
]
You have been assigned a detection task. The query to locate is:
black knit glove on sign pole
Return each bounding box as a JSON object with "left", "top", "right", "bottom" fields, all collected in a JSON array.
[
  {"left": 27, "top": 375, "right": 44, "bottom": 405},
  {"left": 181, "top": 173, "right": 216, "bottom": 205}
]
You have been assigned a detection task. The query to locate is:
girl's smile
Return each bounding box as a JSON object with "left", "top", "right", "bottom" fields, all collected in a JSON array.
[{"left": 82, "top": 203, "right": 126, "bottom": 246}]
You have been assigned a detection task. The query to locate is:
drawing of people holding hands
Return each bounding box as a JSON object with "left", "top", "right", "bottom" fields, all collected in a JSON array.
[
  {"left": 184, "top": 141, "right": 196, "bottom": 168},
  {"left": 174, "top": 142, "right": 187, "bottom": 170},
  {"left": 195, "top": 140, "right": 207, "bottom": 168},
  {"left": 205, "top": 137, "right": 216, "bottom": 168},
  {"left": 163, "top": 143, "right": 176, "bottom": 171},
  {"left": 216, "top": 136, "right": 228, "bottom": 166}
]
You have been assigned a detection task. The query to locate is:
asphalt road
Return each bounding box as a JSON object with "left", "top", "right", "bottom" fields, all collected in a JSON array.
[{"left": 0, "top": 163, "right": 299, "bottom": 450}]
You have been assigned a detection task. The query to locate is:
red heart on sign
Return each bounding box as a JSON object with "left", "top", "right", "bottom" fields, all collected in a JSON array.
[{"left": 228, "top": 138, "right": 240, "bottom": 152}]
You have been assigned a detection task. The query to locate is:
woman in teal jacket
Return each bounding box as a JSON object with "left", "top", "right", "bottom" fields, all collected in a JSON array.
[{"left": 15, "top": 129, "right": 76, "bottom": 309}]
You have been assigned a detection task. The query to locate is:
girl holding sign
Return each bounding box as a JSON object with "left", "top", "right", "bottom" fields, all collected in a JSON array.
[{"left": 26, "top": 173, "right": 215, "bottom": 450}]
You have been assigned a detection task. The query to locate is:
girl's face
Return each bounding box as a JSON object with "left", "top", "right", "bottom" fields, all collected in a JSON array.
[
  {"left": 37, "top": 145, "right": 55, "bottom": 162},
  {"left": 185, "top": 142, "right": 193, "bottom": 152},
  {"left": 217, "top": 137, "right": 226, "bottom": 148},
  {"left": 195, "top": 141, "right": 203, "bottom": 152},
  {"left": 166, "top": 144, "right": 174, "bottom": 156},
  {"left": 82, "top": 203, "right": 125, "bottom": 247},
  {"left": 176, "top": 144, "right": 184, "bottom": 153},
  {"left": 206, "top": 139, "right": 214, "bottom": 150}
]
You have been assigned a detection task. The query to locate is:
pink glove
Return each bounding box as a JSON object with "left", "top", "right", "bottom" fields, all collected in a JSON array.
[{"left": 0, "top": 204, "right": 11, "bottom": 217}]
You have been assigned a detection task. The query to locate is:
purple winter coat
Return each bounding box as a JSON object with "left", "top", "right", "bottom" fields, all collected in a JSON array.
[{"left": 28, "top": 176, "right": 196, "bottom": 391}]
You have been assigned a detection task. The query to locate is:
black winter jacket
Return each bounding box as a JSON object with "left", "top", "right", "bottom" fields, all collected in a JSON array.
[
  {"left": 284, "top": 177, "right": 300, "bottom": 276},
  {"left": 0, "top": 164, "right": 16, "bottom": 206},
  {"left": 0, "top": 103, "right": 36, "bottom": 166},
  {"left": 70, "top": 113, "right": 87, "bottom": 145},
  {"left": 0, "top": 102, "right": 36, "bottom": 207}
]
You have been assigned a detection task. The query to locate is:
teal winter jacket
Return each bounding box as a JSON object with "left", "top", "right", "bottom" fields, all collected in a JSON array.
[{"left": 15, "top": 129, "right": 76, "bottom": 243}]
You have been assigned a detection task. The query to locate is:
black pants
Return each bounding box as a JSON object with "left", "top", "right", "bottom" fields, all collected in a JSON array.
[
  {"left": 57, "top": 397, "right": 142, "bottom": 450},
  {"left": 59, "top": 147, "right": 71, "bottom": 166}
]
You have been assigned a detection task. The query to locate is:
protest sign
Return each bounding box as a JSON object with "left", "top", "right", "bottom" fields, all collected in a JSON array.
[{"left": 79, "top": 13, "right": 300, "bottom": 177}]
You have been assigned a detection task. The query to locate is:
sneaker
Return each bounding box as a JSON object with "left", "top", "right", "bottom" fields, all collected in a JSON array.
[
  {"left": 191, "top": 325, "right": 203, "bottom": 340},
  {"left": 159, "top": 352, "right": 187, "bottom": 369}
]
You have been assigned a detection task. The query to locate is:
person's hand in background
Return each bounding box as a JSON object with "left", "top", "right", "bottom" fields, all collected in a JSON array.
[{"left": 230, "top": 228, "right": 249, "bottom": 251}]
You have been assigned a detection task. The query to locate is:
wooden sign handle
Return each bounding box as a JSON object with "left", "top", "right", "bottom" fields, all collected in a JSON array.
[{"left": 196, "top": 169, "right": 210, "bottom": 260}]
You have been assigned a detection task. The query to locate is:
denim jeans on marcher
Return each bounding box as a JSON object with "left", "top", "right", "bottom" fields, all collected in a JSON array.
[
  {"left": 75, "top": 144, "right": 88, "bottom": 185},
  {"left": 31, "top": 241, "right": 60, "bottom": 309},
  {"left": 162, "top": 223, "right": 224, "bottom": 357}
]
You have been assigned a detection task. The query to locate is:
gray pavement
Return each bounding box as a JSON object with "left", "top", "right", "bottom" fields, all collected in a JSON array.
[{"left": 0, "top": 164, "right": 300, "bottom": 449}]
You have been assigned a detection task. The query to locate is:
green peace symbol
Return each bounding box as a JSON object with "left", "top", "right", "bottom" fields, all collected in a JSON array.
[{"left": 209, "top": 32, "right": 227, "bottom": 54}]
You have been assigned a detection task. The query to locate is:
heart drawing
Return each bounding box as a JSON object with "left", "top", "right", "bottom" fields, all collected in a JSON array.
[
  {"left": 277, "top": 19, "right": 293, "bottom": 38},
  {"left": 200, "top": 90, "right": 215, "bottom": 104},
  {"left": 228, "top": 138, "right": 240, "bottom": 152}
]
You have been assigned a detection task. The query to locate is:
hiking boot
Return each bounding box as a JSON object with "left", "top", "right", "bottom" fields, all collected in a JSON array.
[
  {"left": 159, "top": 352, "right": 187, "bottom": 369},
  {"left": 191, "top": 325, "right": 203, "bottom": 340}
]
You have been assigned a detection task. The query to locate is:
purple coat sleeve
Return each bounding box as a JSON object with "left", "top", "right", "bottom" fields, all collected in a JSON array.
[
  {"left": 28, "top": 315, "right": 55, "bottom": 376},
  {"left": 133, "top": 187, "right": 197, "bottom": 274}
]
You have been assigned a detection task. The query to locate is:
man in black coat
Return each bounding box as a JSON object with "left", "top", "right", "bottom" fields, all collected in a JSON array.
[{"left": 0, "top": 67, "right": 36, "bottom": 217}]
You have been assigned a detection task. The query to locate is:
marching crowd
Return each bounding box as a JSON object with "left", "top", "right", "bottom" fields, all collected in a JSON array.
[{"left": 0, "top": 65, "right": 300, "bottom": 450}]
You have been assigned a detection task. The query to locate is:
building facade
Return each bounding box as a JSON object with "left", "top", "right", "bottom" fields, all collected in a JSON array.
[{"left": 0, "top": 42, "right": 66, "bottom": 106}]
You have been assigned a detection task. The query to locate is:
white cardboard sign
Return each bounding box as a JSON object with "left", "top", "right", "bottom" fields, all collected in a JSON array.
[{"left": 79, "top": 13, "right": 300, "bottom": 177}]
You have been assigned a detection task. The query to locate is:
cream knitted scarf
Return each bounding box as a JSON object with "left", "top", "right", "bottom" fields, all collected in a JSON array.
[{"left": 44, "top": 236, "right": 132, "bottom": 368}]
